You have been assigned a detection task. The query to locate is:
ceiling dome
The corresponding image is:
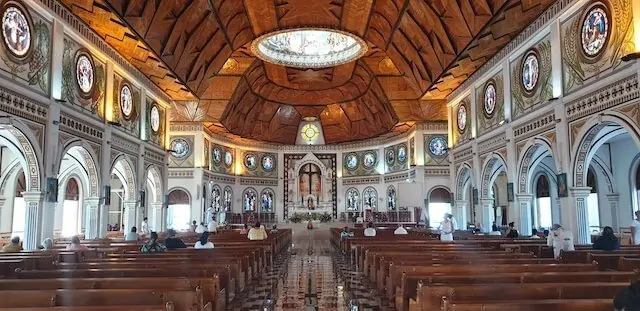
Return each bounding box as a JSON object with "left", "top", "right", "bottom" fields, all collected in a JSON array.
[{"left": 251, "top": 28, "right": 367, "bottom": 68}]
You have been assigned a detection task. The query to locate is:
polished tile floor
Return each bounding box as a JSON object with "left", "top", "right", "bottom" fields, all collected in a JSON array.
[{"left": 227, "top": 222, "right": 393, "bottom": 311}]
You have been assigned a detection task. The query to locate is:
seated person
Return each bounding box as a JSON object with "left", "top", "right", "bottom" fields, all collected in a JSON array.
[
  {"left": 248, "top": 222, "right": 268, "bottom": 240},
  {"left": 194, "top": 232, "right": 214, "bottom": 249},
  {"left": 341, "top": 226, "right": 354, "bottom": 238},
  {"left": 506, "top": 222, "right": 519, "bottom": 238},
  {"left": 164, "top": 229, "right": 186, "bottom": 249},
  {"left": 207, "top": 217, "right": 217, "bottom": 233},
  {"left": 124, "top": 226, "right": 139, "bottom": 241},
  {"left": 140, "top": 232, "right": 166, "bottom": 253},
  {"left": 270, "top": 224, "right": 279, "bottom": 234},
  {"left": 41, "top": 238, "right": 54, "bottom": 251},
  {"left": 195, "top": 222, "right": 206, "bottom": 234},
  {"left": 530, "top": 229, "right": 541, "bottom": 239},
  {"left": 364, "top": 222, "right": 376, "bottom": 237},
  {"left": 240, "top": 224, "right": 249, "bottom": 235},
  {"left": 190, "top": 220, "right": 198, "bottom": 232},
  {"left": 593, "top": 226, "right": 620, "bottom": 251},
  {"left": 66, "top": 236, "right": 89, "bottom": 251},
  {"left": 394, "top": 224, "right": 408, "bottom": 235},
  {"left": 614, "top": 281, "right": 640, "bottom": 311},
  {"left": 355, "top": 215, "right": 364, "bottom": 223},
  {"left": 2, "top": 236, "right": 22, "bottom": 252},
  {"left": 548, "top": 224, "right": 574, "bottom": 259}
]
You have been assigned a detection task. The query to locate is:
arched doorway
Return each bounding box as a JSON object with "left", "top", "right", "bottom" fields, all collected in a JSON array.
[
  {"left": 109, "top": 156, "right": 136, "bottom": 234},
  {"left": 519, "top": 140, "right": 559, "bottom": 234},
  {"left": 61, "top": 178, "right": 81, "bottom": 237},
  {"left": 144, "top": 165, "right": 163, "bottom": 233},
  {"left": 454, "top": 163, "right": 473, "bottom": 229},
  {"left": 534, "top": 174, "right": 552, "bottom": 229},
  {"left": 10, "top": 170, "right": 26, "bottom": 238},
  {"left": 167, "top": 188, "right": 190, "bottom": 231},
  {"left": 480, "top": 155, "right": 506, "bottom": 231},
  {"left": 428, "top": 187, "right": 452, "bottom": 228}
]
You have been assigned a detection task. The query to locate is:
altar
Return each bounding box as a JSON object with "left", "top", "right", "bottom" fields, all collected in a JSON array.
[{"left": 284, "top": 153, "right": 336, "bottom": 216}]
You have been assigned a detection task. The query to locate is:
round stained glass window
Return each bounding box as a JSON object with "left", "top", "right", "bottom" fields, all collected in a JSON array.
[
  {"left": 581, "top": 4, "right": 609, "bottom": 60},
  {"left": 149, "top": 104, "right": 160, "bottom": 133},
  {"left": 212, "top": 148, "right": 222, "bottom": 164},
  {"left": 457, "top": 104, "right": 467, "bottom": 133},
  {"left": 429, "top": 137, "right": 448, "bottom": 157},
  {"left": 1, "top": 2, "right": 31, "bottom": 61},
  {"left": 386, "top": 149, "right": 395, "bottom": 165},
  {"left": 120, "top": 84, "right": 133, "bottom": 119},
  {"left": 397, "top": 146, "right": 407, "bottom": 163},
  {"left": 75, "top": 51, "right": 95, "bottom": 97},
  {"left": 483, "top": 82, "right": 497, "bottom": 118},
  {"left": 521, "top": 50, "right": 539, "bottom": 94},
  {"left": 170, "top": 138, "right": 189, "bottom": 159},
  {"left": 345, "top": 153, "right": 358, "bottom": 170},
  {"left": 244, "top": 153, "right": 257, "bottom": 170},
  {"left": 224, "top": 151, "right": 233, "bottom": 167},
  {"left": 301, "top": 124, "right": 319, "bottom": 143},
  {"left": 261, "top": 154, "right": 275, "bottom": 171},
  {"left": 251, "top": 28, "right": 368, "bottom": 68},
  {"left": 363, "top": 152, "right": 376, "bottom": 169}
]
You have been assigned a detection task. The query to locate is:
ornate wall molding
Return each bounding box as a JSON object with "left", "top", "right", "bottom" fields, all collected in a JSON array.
[
  {"left": 566, "top": 73, "right": 639, "bottom": 122},
  {"left": 449, "top": 0, "right": 577, "bottom": 100},
  {"left": 513, "top": 111, "right": 556, "bottom": 141},
  {"left": 478, "top": 133, "right": 507, "bottom": 156},
  {"left": 37, "top": 0, "right": 171, "bottom": 104},
  {"left": 384, "top": 172, "right": 409, "bottom": 183},
  {"left": 453, "top": 147, "right": 473, "bottom": 162},
  {"left": 143, "top": 148, "right": 165, "bottom": 167},
  {"left": 0, "top": 86, "right": 48, "bottom": 125},
  {"left": 342, "top": 176, "right": 381, "bottom": 185},
  {"left": 239, "top": 177, "right": 278, "bottom": 187},
  {"left": 168, "top": 170, "right": 194, "bottom": 179},
  {"left": 424, "top": 168, "right": 450, "bottom": 176},
  {"left": 111, "top": 132, "right": 140, "bottom": 157},
  {"left": 59, "top": 113, "right": 104, "bottom": 143},
  {"left": 416, "top": 122, "right": 447, "bottom": 132},
  {"left": 203, "top": 171, "right": 236, "bottom": 185}
]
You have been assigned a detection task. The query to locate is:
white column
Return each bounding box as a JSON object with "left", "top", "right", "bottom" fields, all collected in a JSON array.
[
  {"left": 83, "top": 198, "right": 100, "bottom": 239},
  {"left": 606, "top": 193, "right": 620, "bottom": 231},
  {"left": 149, "top": 203, "right": 164, "bottom": 232},
  {"left": 22, "top": 191, "right": 43, "bottom": 250},
  {"left": 454, "top": 200, "right": 467, "bottom": 230},
  {"left": 516, "top": 194, "right": 533, "bottom": 236},
  {"left": 122, "top": 200, "right": 137, "bottom": 233},
  {"left": 569, "top": 187, "right": 592, "bottom": 244},
  {"left": 479, "top": 198, "right": 493, "bottom": 232}
]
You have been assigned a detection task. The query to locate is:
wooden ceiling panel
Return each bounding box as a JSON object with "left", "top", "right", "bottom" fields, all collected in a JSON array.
[{"left": 275, "top": 0, "right": 344, "bottom": 27}]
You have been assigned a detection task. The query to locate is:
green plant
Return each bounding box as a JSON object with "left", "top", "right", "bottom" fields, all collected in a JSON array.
[
  {"left": 319, "top": 213, "right": 332, "bottom": 223},
  {"left": 289, "top": 214, "right": 302, "bottom": 223}
]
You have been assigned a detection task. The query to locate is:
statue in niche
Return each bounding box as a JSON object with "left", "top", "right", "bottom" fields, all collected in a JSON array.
[{"left": 307, "top": 197, "right": 315, "bottom": 210}]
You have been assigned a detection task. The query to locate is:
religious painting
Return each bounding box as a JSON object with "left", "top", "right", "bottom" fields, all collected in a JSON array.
[
  {"left": 507, "top": 183, "right": 514, "bottom": 202},
  {"left": 225, "top": 151, "right": 233, "bottom": 167},
  {"left": 386, "top": 143, "right": 408, "bottom": 173},
  {"left": 511, "top": 39, "right": 552, "bottom": 119},
  {"left": 557, "top": 173, "right": 568, "bottom": 197},
  {"left": 299, "top": 163, "right": 322, "bottom": 210},
  {"left": 457, "top": 103, "right": 467, "bottom": 133},
  {"left": 119, "top": 83, "right": 133, "bottom": 120},
  {"left": 145, "top": 98, "right": 165, "bottom": 146},
  {"left": 212, "top": 147, "right": 222, "bottom": 164},
  {"left": 243, "top": 188, "right": 257, "bottom": 212},
  {"left": 244, "top": 153, "right": 257, "bottom": 170},
  {"left": 261, "top": 154, "right": 275, "bottom": 171},
  {"left": 0, "top": 1, "right": 49, "bottom": 95},
  {"left": 112, "top": 73, "right": 140, "bottom": 135},
  {"left": 562, "top": 0, "right": 633, "bottom": 94},
  {"left": 472, "top": 188, "right": 479, "bottom": 205},
  {"left": 45, "top": 177, "right": 57, "bottom": 203},
  {"left": 211, "top": 185, "right": 221, "bottom": 212},
  {"left": 210, "top": 143, "right": 233, "bottom": 175},
  {"left": 363, "top": 187, "right": 377, "bottom": 211},
  {"left": 283, "top": 153, "right": 337, "bottom": 219},
  {"left": 409, "top": 137, "right": 415, "bottom": 166},
  {"left": 476, "top": 74, "right": 504, "bottom": 136},
  {"left": 424, "top": 134, "right": 449, "bottom": 166},
  {"left": 346, "top": 188, "right": 359, "bottom": 211},
  {"left": 203, "top": 139, "right": 210, "bottom": 169},
  {"left": 62, "top": 37, "right": 105, "bottom": 118},
  {"left": 387, "top": 186, "right": 397, "bottom": 211},
  {"left": 169, "top": 138, "right": 190, "bottom": 159},
  {"left": 363, "top": 151, "right": 376, "bottom": 169},
  {"left": 453, "top": 97, "right": 472, "bottom": 145},
  {"left": 261, "top": 188, "right": 275, "bottom": 213},
  {"left": 397, "top": 145, "right": 407, "bottom": 164},
  {"left": 386, "top": 149, "right": 395, "bottom": 166},
  {"left": 223, "top": 186, "right": 232, "bottom": 212},
  {"left": 345, "top": 153, "right": 358, "bottom": 171},
  {"left": 342, "top": 150, "right": 377, "bottom": 177},
  {"left": 241, "top": 151, "right": 277, "bottom": 178}
]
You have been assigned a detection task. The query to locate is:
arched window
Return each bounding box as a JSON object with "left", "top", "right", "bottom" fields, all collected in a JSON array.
[
  {"left": 387, "top": 186, "right": 396, "bottom": 211},
  {"left": 242, "top": 188, "right": 257, "bottom": 212},
  {"left": 534, "top": 174, "right": 552, "bottom": 229},
  {"left": 167, "top": 189, "right": 190, "bottom": 231},
  {"left": 428, "top": 187, "right": 451, "bottom": 228},
  {"left": 346, "top": 188, "right": 359, "bottom": 211},
  {"left": 211, "top": 185, "right": 222, "bottom": 211},
  {"left": 223, "top": 187, "right": 233, "bottom": 212},
  {"left": 587, "top": 167, "right": 600, "bottom": 233},
  {"left": 260, "top": 188, "right": 275, "bottom": 213},
  {"left": 62, "top": 178, "right": 81, "bottom": 237},
  {"left": 363, "top": 187, "right": 377, "bottom": 211}
]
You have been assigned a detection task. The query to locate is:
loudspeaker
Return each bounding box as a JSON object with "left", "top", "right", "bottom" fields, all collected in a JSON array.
[
  {"left": 103, "top": 186, "right": 111, "bottom": 205},
  {"left": 139, "top": 190, "right": 146, "bottom": 207}
]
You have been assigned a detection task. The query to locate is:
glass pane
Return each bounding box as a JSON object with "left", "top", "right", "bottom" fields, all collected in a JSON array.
[
  {"left": 587, "top": 193, "right": 600, "bottom": 233},
  {"left": 11, "top": 197, "right": 25, "bottom": 239},
  {"left": 61, "top": 200, "right": 79, "bottom": 237},
  {"left": 537, "top": 197, "right": 552, "bottom": 229},
  {"left": 167, "top": 204, "right": 190, "bottom": 231}
]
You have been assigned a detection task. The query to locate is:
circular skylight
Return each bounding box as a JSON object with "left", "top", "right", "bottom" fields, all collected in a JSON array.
[{"left": 251, "top": 28, "right": 367, "bottom": 68}]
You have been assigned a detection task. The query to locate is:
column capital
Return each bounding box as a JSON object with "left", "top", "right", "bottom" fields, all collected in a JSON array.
[
  {"left": 21, "top": 191, "right": 43, "bottom": 201},
  {"left": 516, "top": 193, "right": 534, "bottom": 201},
  {"left": 606, "top": 193, "right": 620, "bottom": 201},
  {"left": 479, "top": 198, "right": 494, "bottom": 205},
  {"left": 569, "top": 187, "right": 592, "bottom": 198},
  {"left": 455, "top": 200, "right": 468, "bottom": 206}
]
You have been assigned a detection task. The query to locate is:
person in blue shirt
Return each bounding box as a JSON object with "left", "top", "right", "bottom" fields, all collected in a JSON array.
[{"left": 593, "top": 226, "right": 620, "bottom": 251}]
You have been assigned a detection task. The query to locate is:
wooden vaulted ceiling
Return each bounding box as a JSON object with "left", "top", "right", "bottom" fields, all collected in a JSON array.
[{"left": 61, "top": 0, "right": 555, "bottom": 144}]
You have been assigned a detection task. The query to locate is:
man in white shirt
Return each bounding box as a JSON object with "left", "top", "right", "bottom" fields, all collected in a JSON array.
[
  {"left": 631, "top": 211, "right": 640, "bottom": 245},
  {"left": 364, "top": 222, "right": 376, "bottom": 237},
  {"left": 394, "top": 224, "right": 408, "bottom": 235},
  {"left": 207, "top": 217, "right": 217, "bottom": 233},
  {"left": 195, "top": 222, "right": 206, "bottom": 234},
  {"left": 140, "top": 217, "right": 149, "bottom": 234},
  {"left": 547, "top": 224, "right": 575, "bottom": 259},
  {"left": 125, "top": 226, "right": 139, "bottom": 241}
]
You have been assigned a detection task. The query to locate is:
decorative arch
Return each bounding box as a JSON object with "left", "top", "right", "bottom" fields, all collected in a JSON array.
[
  {"left": 517, "top": 138, "right": 557, "bottom": 194},
  {"left": 455, "top": 163, "right": 473, "bottom": 201},
  {"left": 57, "top": 170, "right": 89, "bottom": 203},
  {"left": 572, "top": 114, "right": 640, "bottom": 188},
  {"left": 111, "top": 154, "right": 136, "bottom": 201},
  {"left": 345, "top": 187, "right": 359, "bottom": 211},
  {"left": 428, "top": 185, "right": 452, "bottom": 203},
  {"left": 0, "top": 160, "right": 23, "bottom": 196},
  {"left": 260, "top": 188, "right": 275, "bottom": 212},
  {"left": 481, "top": 154, "right": 507, "bottom": 197},
  {"left": 167, "top": 187, "right": 190, "bottom": 205},
  {"left": 589, "top": 156, "right": 614, "bottom": 193},
  {"left": 58, "top": 141, "right": 100, "bottom": 198},
  {"left": 362, "top": 187, "right": 377, "bottom": 210},
  {"left": 0, "top": 123, "right": 43, "bottom": 192},
  {"left": 145, "top": 164, "right": 163, "bottom": 203},
  {"left": 242, "top": 187, "right": 258, "bottom": 212}
]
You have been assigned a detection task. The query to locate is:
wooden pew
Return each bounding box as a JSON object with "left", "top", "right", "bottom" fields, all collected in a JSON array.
[{"left": 441, "top": 298, "right": 613, "bottom": 311}]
